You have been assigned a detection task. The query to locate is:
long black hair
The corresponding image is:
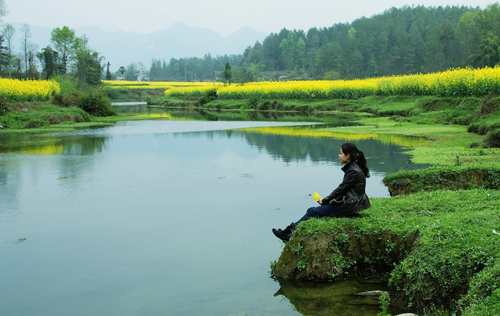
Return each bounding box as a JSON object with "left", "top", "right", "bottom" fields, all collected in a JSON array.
[{"left": 341, "top": 142, "right": 370, "bottom": 178}]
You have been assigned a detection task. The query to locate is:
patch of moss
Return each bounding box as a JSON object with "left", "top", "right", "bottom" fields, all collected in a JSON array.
[{"left": 383, "top": 166, "right": 500, "bottom": 196}]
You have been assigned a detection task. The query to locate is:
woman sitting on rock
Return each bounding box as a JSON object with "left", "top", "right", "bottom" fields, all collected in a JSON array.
[{"left": 272, "top": 142, "right": 371, "bottom": 242}]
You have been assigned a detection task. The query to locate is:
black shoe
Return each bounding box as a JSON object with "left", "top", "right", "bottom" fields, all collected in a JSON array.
[{"left": 272, "top": 223, "right": 294, "bottom": 242}]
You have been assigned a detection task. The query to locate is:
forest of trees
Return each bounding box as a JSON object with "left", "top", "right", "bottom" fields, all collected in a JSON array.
[{"left": 146, "top": 3, "right": 500, "bottom": 82}]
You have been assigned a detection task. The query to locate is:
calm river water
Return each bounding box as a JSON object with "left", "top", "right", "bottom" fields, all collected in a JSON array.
[{"left": 0, "top": 110, "right": 425, "bottom": 316}]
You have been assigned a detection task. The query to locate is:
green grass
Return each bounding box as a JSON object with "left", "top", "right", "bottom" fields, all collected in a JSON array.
[
  {"left": 383, "top": 166, "right": 500, "bottom": 196},
  {"left": 103, "top": 87, "right": 166, "bottom": 102},
  {"left": 0, "top": 102, "right": 91, "bottom": 130},
  {"left": 463, "top": 289, "right": 500, "bottom": 316},
  {"left": 460, "top": 262, "right": 500, "bottom": 315},
  {"left": 318, "top": 116, "right": 499, "bottom": 166},
  {"left": 273, "top": 189, "right": 500, "bottom": 314}
]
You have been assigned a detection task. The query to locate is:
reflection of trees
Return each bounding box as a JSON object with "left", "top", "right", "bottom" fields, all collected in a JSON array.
[
  {"left": 194, "top": 109, "right": 360, "bottom": 123},
  {"left": 61, "top": 135, "right": 108, "bottom": 156},
  {"left": 198, "top": 127, "right": 426, "bottom": 173},
  {"left": 0, "top": 161, "right": 21, "bottom": 218},
  {"left": 273, "top": 277, "right": 398, "bottom": 316},
  {"left": 0, "top": 133, "right": 107, "bottom": 156},
  {"left": 56, "top": 136, "right": 108, "bottom": 183},
  {"left": 116, "top": 107, "right": 368, "bottom": 125},
  {"left": 0, "top": 134, "right": 108, "bottom": 215},
  {"left": 240, "top": 132, "right": 427, "bottom": 173}
]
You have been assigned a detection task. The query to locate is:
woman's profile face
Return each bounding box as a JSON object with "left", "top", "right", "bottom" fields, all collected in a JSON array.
[{"left": 339, "top": 148, "right": 351, "bottom": 164}]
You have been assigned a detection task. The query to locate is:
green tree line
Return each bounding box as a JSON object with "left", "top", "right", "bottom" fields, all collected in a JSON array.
[
  {"left": 145, "top": 3, "right": 500, "bottom": 83},
  {"left": 239, "top": 3, "right": 500, "bottom": 80},
  {"left": 146, "top": 54, "right": 242, "bottom": 82}
]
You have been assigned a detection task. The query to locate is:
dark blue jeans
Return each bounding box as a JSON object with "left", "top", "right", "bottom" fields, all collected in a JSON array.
[{"left": 294, "top": 203, "right": 342, "bottom": 227}]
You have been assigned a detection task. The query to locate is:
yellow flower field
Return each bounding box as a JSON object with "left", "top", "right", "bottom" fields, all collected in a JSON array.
[
  {"left": 165, "top": 80, "right": 377, "bottom": 99},
  {"left": 0, "top": 79, "right": 60, "bottom": 102},
  {"left": 377, "top": 67, "right": 500, "bottom": 96},
  {"left": 163, "top": 66, "right": 500, "bottom": 100}
]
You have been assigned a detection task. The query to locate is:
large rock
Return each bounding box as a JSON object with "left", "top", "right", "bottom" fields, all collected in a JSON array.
[{"left": 272, "top": 229, "right": 419, "bottom": 281}]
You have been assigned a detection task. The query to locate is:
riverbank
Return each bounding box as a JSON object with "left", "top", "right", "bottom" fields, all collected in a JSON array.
[
  {"left": 153, "top": 94, "right": 500, "bottom": 133},
  {"left": 0, "top": 100, "right": 176, "bottom": 133}
]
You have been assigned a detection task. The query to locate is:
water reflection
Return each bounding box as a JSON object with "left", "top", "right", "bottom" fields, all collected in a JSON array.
[
  {"left": 0, "top": 122, "right": 426, "bottom": 177},
  {"left": 114, "top": 104, "right": 365, "bottom": 125},
  {"left": 274, "top": 277, "right": 407, "bottom": 315},
  {"left": 0, "top": 160, "right": 20, "bottom": 217},
  {"left": 0, "top": 133, "right": 108, "bottom": 155},
  {"left": 0, "top": 118, "right": 427, "bottom": 316},
  {"left": 238, "top": 128, "right": 426, "bottom": 171}
]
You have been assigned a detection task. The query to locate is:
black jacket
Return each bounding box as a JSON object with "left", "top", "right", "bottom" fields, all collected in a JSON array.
[{"left": 322, "top": 161, "right": 371, "bottom": 216}]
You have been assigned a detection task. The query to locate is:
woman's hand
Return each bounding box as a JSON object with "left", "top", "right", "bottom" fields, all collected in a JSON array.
[{"left": 317, "top": 198, "right": 323, "bottom": 205}]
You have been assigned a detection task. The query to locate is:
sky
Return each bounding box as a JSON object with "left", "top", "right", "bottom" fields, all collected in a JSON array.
[{"left": 3, "top": 0, "right": 498, "bottom": 36}]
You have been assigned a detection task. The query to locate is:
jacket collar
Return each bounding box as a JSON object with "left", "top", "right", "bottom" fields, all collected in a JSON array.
[{"left": 342, "top": 161, "right": 356, "bottom": 172}]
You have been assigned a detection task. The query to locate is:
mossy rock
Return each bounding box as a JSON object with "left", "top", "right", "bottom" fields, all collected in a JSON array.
[{"left": 273, "top": 229, "right": 419, "bottom": 281}]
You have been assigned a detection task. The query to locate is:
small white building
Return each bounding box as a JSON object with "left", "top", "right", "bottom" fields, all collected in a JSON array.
[{"left": 135, "top": 72, "right": 149, "bottom": 81}]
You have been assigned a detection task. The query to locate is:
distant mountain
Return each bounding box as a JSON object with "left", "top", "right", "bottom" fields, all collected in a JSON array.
[{"left": 9, "top": 22, "right": 269, "bottom": 71}]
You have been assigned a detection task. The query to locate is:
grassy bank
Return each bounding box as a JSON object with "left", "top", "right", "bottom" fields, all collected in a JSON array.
[
  {"left": 271, "top": 189, "right": 500, "bottom": 315},
  {"left": 0, "top": 101, "right": 93, "bottom": 131},
  {"left": 103, "top": 87, "right": 166, "bottom": 102},
  {"left": 0, "top": 101, "right": 182, "bottom": 132},
  {"left": 153, "top": 94, "right": 500, "bottom": 133}
]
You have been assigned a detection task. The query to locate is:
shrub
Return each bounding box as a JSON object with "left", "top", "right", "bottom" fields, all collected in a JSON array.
[
  {"left": 198, "top": 91, "right": 215, "bottom": 106},
  {"left": 0, "top": 98, "right": 7, "bottom": 116},
  {"left": 52, "top": 75, "right": 78, "bottom": 95},
  {"left": 76, "top": 89, "right": 116, "bottom": 117},
  {"left": 483, "top": 129, "right": 500, "bottom": 148},
  {"left": 479, "top": 95, "right": 500, "bottom": 117},
  {"left": 258, "top": 101, "right": 270, "bottom": 110},
  {"left": 247, "top": 98, "right": 259, "bottom": 109},
  {"left": 52, "top": 92, "right": 80, "bottom": 108},
  {"left": 25, "top": 118, "right": 48, "bottom": 129},
  {"left": 102, "top": 87, "right": 121, "bottom": 100}
]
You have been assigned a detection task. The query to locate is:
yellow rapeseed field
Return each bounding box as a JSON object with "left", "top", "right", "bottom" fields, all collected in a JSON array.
[
  {"left": 0, "top": 78, "right": 60, "bottom": 102},
  {"left": 163, "top": 66, "right": 500, "bottom": 100}
]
